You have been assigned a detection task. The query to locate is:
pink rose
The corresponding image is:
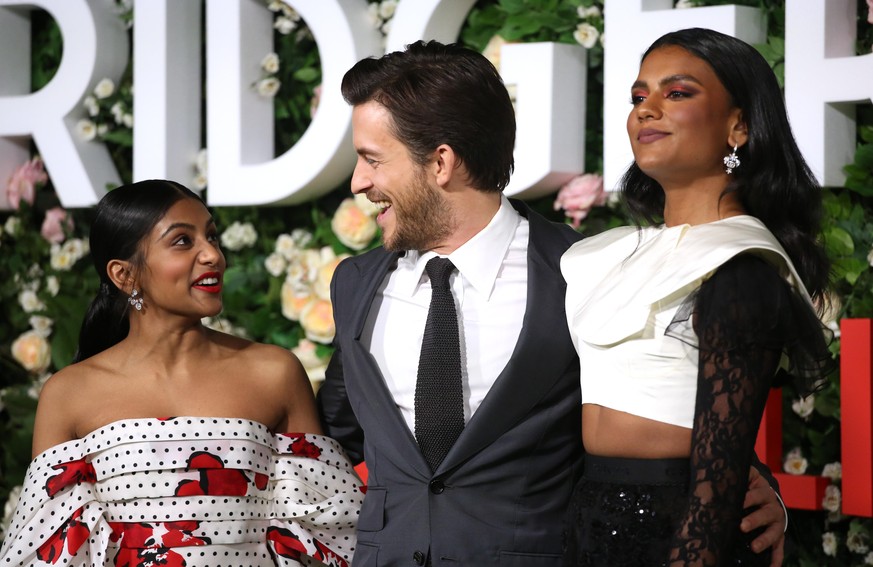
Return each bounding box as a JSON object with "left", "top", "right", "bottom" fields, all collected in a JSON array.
[
  {"left": 6, "top": 157, "right": 47, "bottom": 210},
  {"left": 41, "top": 207, "right": 74, "bottom": 244},
  {"left": 868, "top": 0, "right": 873, "bottom": 24},
  {"left": 553, "top": 173, "right": 607, "bottom": 228},
  {"left": 310, "top": 84, "right": 322, "bottom": 118}
]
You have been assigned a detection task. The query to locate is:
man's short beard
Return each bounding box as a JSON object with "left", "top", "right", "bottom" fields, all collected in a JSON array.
[{"left": 383, "top": 169, "right": 455, "bottom": 252}]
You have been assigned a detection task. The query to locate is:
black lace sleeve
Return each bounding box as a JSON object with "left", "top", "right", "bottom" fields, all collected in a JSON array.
[{"left": 664, "top": 254, "right": 835, "bottom": 566}]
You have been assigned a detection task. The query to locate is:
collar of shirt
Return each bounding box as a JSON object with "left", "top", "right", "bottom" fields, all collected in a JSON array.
[{"left": 394, "top": 195, "right": 521, "bottom": 301}]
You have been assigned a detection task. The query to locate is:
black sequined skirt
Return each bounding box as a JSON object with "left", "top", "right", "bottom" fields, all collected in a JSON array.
[{"left": 562, "top": 454, "right": 771, "bottom": 567}]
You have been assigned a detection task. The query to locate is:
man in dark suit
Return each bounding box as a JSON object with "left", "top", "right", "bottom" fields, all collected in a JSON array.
[{"left": 317, "top": 40, "right": 786, "bottom": 566}]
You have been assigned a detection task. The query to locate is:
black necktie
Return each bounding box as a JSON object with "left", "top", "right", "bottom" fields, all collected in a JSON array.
[{"left": 415, "top": 257, "right": 464, "bottom": 472}]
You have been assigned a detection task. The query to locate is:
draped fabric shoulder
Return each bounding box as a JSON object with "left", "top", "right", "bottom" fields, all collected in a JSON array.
[
  {"left": 0, "top": 417, "right": 364, "bottom": 567},
  {"left": 665, "top": 253, "right": 836, "bottom": 397}
]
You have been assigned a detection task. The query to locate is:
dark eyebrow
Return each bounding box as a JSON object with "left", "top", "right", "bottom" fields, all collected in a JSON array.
[
  {"left": 159, "top": 217, "right": 215, "bottom": 240},
  {"left": 632, "top": 74, "right": 703, "bottom": 91}
]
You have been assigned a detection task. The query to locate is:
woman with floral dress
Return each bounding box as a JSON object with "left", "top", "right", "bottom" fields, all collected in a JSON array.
[{"left": 0, "top": 180, "right": 362, "bottom": 567}]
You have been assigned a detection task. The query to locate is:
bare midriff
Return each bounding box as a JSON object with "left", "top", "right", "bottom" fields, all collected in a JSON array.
[{"left": 582, "top": 404, "right": 692, "bottom": 458}]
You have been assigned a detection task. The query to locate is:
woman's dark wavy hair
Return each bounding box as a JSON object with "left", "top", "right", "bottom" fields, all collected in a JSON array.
[
  {"left": 341, "top": 39, "right": 516, "bottom": 192},
  {"left": 73, "top": 179, "right": 202, "bottom": 362},
  {"left": 620, "top": 28, "right": 830, "bottom": 301}
]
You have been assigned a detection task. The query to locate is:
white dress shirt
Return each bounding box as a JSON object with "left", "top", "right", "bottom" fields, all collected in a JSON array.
[{"left": 361, "top": 196, "right": 529, "bottom": 434}]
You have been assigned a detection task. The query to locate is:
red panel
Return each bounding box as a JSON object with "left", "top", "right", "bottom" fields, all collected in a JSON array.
[{"left": 840, "top": 319, "right": 873, "bottom": 517}]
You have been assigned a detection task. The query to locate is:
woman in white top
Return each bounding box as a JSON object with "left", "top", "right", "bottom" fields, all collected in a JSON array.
[{"left": 561, "top": 28, "right": 833, "bottom": 567}]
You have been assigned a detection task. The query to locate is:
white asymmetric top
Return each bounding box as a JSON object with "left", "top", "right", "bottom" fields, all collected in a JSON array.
[{"left": 560, "top": 215, "right": 808, "bottom": 429}]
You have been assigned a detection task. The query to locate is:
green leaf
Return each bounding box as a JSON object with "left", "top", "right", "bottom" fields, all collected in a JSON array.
[
  {"left": 292, "top": 67, "right": 319, "bottom": 83},
  {"left": 824, "top": 226, "right": 854, "bottom": 256}
]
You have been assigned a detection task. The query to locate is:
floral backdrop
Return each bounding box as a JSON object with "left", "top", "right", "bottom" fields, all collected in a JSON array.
[{"left": 1, "top": 0, "right": 872, "bottom": 564}]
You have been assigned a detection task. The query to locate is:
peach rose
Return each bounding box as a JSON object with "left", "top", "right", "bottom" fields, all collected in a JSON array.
[
  {"left": 868, "top": 0, "right": 873, "bottom": 24},
  {"left": 11, "top": 330, "right": 51, "bottom": 373},
  {"left": 41, "top": 207, "right": 73, "bottom": 244},
  {"left": 292, "top": 338, "right": 330, "bottom": 384},
  {"left": 6, "top": 157, "right": 47, "bottom": 210},
  {"left": 314, "top": 254, "right": 348, "bottom": 300},
  {"left": 300, "top": 298, "right": 335, "bottom": 344},
  {"left": 280, "top": 281, "right": 313, "bottom": 321},
  {"left": 331, "top": 198, "right": 377, "bottom": 250}
]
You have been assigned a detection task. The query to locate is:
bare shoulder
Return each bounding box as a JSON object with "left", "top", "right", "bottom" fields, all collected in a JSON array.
[{"left": 32, "top": 359, "right": 105, "bottom": 457}]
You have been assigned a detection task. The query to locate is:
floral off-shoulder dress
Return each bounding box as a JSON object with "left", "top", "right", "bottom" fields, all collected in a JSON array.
[{"left": 0, "top": 417, "right": 364, "bottom": 567}]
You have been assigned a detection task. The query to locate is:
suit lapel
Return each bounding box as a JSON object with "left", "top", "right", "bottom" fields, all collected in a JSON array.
[
  {"left": 437, "top": 205, "right": 578, "bottom": 473},
  {"left": 343, "top": 250, "right": 433, "bottom": 477}
]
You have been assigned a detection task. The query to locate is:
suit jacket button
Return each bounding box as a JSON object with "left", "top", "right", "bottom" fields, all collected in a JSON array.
[
  {"left": 413, "top": 550, "right": 426, "bottom": 565},
  {"left": 429, "top": 480, "right": 445, "bottom": 494}
]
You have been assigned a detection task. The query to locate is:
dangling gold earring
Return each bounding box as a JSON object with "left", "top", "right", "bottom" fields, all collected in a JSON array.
[{"left": 723, "top": 144, "right": 741, "bottom": 175}]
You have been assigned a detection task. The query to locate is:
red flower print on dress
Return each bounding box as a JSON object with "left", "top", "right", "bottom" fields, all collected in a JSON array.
[
  {"left": 174, "top": 451, "right": 250, "bottom": 496},
  {"left": 280, "top": 434, "right": 322, "bottom": 459},
  {"left": 109, "top": 520, "right": 211, "bottom": 549},
  {"left": 44, "top": 458, "right": 97, "bottom": 497},
  {"left": 114, "top": 547, "right": 187, "bottom": 567},
  {"left": 36, "top": 507, "right": 90, "bottom": 563},
  {"left": 312, "top": 538, "right": 349, "bottom": 567},
  {"left": 265, "top": 526, "right": 306, "bottom": 560}
]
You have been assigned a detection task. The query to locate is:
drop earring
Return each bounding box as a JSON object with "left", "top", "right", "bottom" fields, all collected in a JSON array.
[
  {"left": 128, "top": 289, "right": 143, "bottom": 311},
  {"left": 723, "top": 144, "right": 741, "bottom": 175}
]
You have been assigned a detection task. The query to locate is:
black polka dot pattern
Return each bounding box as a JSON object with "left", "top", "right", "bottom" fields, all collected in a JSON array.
[{"left": 0, "top": 418, "right": 363, "bottom": 566}]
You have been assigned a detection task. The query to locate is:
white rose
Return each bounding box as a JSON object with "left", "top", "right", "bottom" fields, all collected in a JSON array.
[
  {"left": 290, "top": 228, "right": 313, "bottom": 248},
  {"left": 573, "top": 23, "right": 599, "bottom": 48},
  {"left": 366, "top": 2, "right": 382, "bottom": 27},
  {"left": 93, "top": 77, "right": 115, "bottom": 99},
  {"left": 97, "top": 123, "right": 109, "bottom": 136},
  {"left": 122, "top": 113, "right": 134, "bottom": 128},
  {"left": 264, "top": 253, "right": 288, "bottom": 278},
  {"left": 378, "top": 0, "right": 398, "bottom": 20},
  {"left": 62, "top": 238, "right": 88, "bottom": 262},
  {"left": 867, "top": 246, "right": 873, "bottom": 267},
  {"left": 380, "top": 18, "right": 393, "bottom": 35},
  {"left": 275, "top": 233, "right": 299, "bottom": 260},
  {"left": 192, "top": 172, "right": 208, "bottom": 191},
  {"left": 76, "top": 119, "right": 97, "bottom": 141},
  {"left": 273, "top": 16, "right": 296, "bottom": 34},
  {"left": 848, "top": 529, "right": 871, "bottom": 555},
  {"left": 111, "top": 101, "right": 124, "bottom": 122},
  {"left": 18, "top": 289, "right": 45, "bottom": 313},
  {"left": 27, "top": 372, "right": 51, "bottom": 400},
  {"left": 11, "top": 330, "right": 51, "bottom": 373},
  {"left": 84, "top": 95, "right": 99, "bottom": 116},
  {"left": 791, "top": 395, "right": 815, "bottom": 419},
  {"left": 256, "top": 77, "right": 281, "bottom": 98},
  {"left": 864, "top": 551, "right": 873, "bottom": 565},
  {"left": 675, "top": 0, "right": 696, "bottom": 7},
  {"left": 267, "top": 0, "right": 284, "bottom": 12},
  {"left": 822, "top": 462, "right": 842, "bottom": 481},
  {"left": 822, "top": 484, "right": 841, "bottom": 513},
  {"left": 195, "top": 148, "right": 208, "bottom": 174},
  {"left": 783, "top": 447, "right": 809, "bottom": 475},
  {"left": 261, "top": 52, "right": 280, "bottom": 74},
  {"left": 220, "top": 221, "right": 257, "bottom": 251},
  {"left": 29, "top": 315, "right": 54, "bottom": 338},
  {"left": 45, "top": 275, "right": 59, "bottom": 297},
  {"left": 823, "top": 532, "right": 838, "bottom": 557},
  {"left": 50, "top": 245, "right": 75, "bottom": 271},
  {"left": 4, "top": 216, "right": 20, "bottom": 235},
  {"left": 577, "top": 5, "right": 601, "bottom": 18}
]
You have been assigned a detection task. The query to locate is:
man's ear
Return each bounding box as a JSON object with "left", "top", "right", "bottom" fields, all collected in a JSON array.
[
  {"left": 107, "top": 259, "right": 133, "bottom": 293},
  {"left": 433, "top": 144, "right": 459, "bottom": 188}
]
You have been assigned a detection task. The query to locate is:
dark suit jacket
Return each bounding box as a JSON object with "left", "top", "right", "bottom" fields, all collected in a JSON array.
[{"left": 318, "top": 200, "right": 584, "bottom": 566}]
